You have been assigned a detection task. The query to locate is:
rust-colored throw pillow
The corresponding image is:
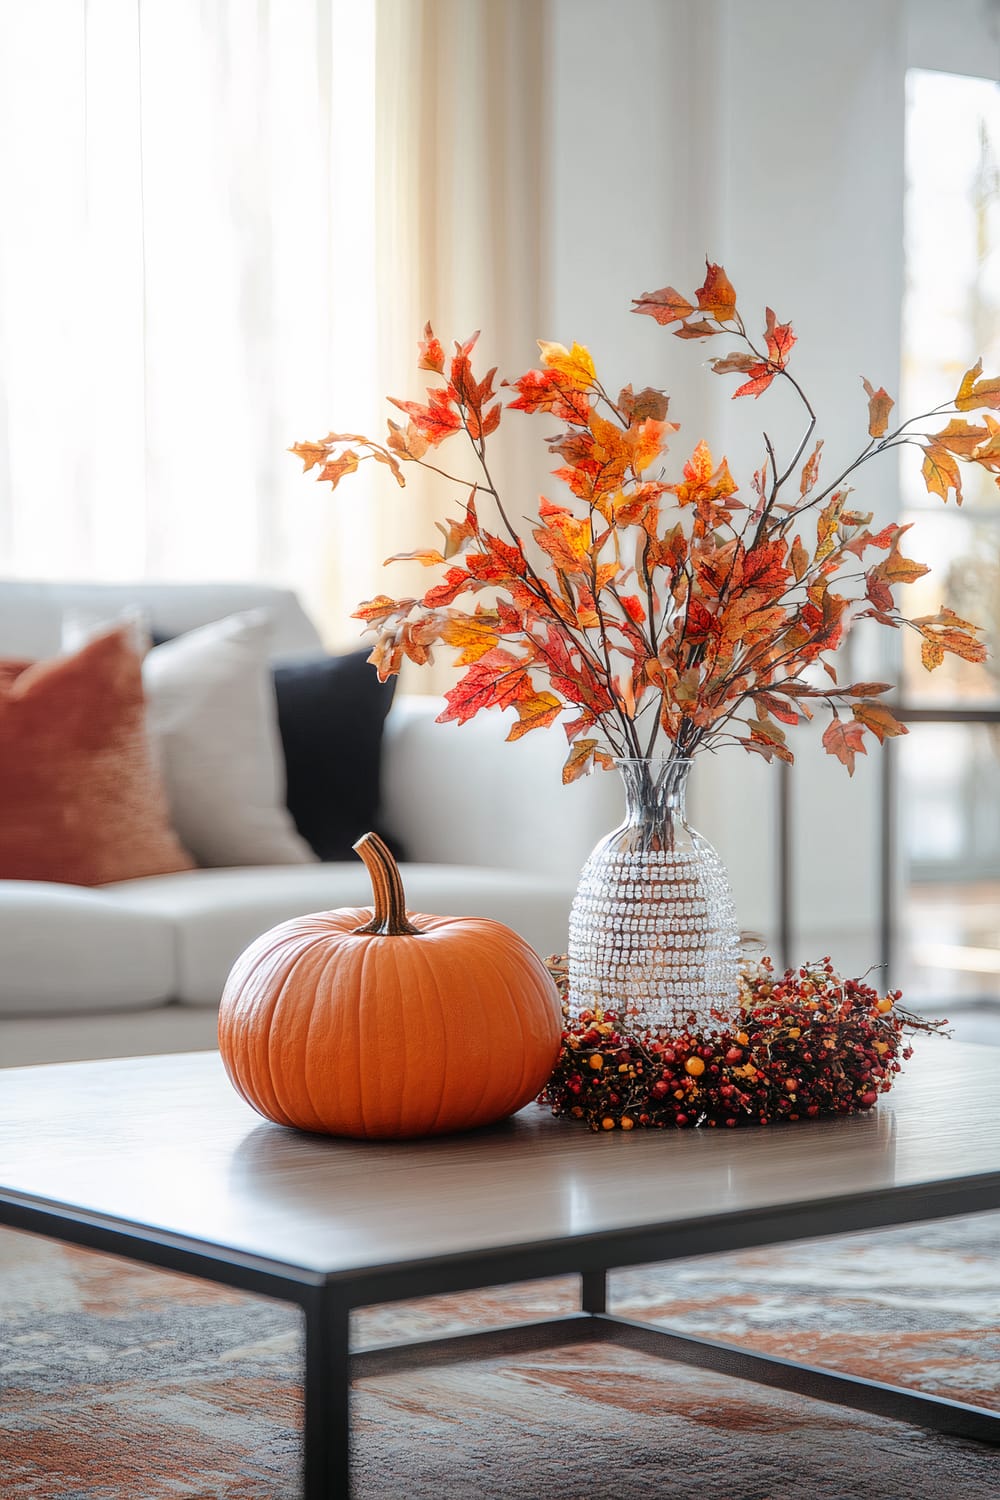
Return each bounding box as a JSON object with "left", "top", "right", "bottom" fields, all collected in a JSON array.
[{"left": 0, "top": 626, "right": 194, "bottom": 885}]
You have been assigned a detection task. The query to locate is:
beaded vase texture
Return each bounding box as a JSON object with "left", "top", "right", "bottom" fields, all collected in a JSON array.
[{"left": 567, "top": 758, "right": 741, "bottom": 1038}]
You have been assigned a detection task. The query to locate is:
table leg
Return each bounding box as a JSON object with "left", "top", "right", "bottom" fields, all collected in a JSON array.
[
  {"left": 580, "top": 1268, "right": 607, "bottom": 1314},
  {"left": 303, "top": 1286, "right": 351, "bottom": 1499}
]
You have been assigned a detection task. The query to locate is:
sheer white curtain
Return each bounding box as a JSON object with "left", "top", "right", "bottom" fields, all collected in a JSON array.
[{"left": 0, "top": 0, "right": 379, "bottom": 640}]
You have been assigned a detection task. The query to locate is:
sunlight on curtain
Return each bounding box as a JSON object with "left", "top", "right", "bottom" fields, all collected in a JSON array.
[{"left": 0, "top": 0, "right": 378, "bottom": 642}]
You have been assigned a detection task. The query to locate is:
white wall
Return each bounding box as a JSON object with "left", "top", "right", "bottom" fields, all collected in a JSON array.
[{"left": 544, "top": 0, "right": 909, "bottom": 961}]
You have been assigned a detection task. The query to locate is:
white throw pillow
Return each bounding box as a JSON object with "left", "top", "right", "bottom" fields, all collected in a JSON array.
[{"left": 141, "top": 610, "right": 318, "bottom": 868}]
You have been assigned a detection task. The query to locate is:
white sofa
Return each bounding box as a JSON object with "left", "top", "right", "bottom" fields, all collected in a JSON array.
[{"left": 0, "top": 580, "right": 624, "bottom": 1067}]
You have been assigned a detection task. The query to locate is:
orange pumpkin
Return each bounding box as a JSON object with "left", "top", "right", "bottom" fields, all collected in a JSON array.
[{"left": 217, "top": 832, "right": 563, "bottom": 1138}]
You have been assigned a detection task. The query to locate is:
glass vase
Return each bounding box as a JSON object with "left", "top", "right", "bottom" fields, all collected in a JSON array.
[{"left": 567, "top": 756, "right": 740, "bottom": 1039}]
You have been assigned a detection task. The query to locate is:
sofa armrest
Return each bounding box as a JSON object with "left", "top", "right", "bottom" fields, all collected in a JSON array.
[{"left": 381, "top": 696, "right": 625, "bottom": 883}]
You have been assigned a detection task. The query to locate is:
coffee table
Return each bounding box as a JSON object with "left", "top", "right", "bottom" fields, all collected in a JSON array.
[{"left": 1, "top": 1046, "right": 999, "bottom": 1496}]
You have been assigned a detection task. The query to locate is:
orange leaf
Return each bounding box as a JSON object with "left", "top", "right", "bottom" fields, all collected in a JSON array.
[
  {"left": 851, "top": 701, "right": 907, "bottom": 743},
  {"left": 386, "top": 418, "right": 430, "bottom": 461},
  {"left": 673, "top": 319, "right": 720, "bottom": 340},
  {"left": 754, "top": 691, "right": 801, "bottom": 727},
  {"left": 441, "top": 613, "right": 501, "bottom": 665},
  {"left": 695, "top": 261, "right": 737, "bottom": 321},
  {"left": 799, "top": 439, "right": 824, "bottom": 497},
  {"left": 710, "top": 351, "right": 758, "bottom": 375},
  {"left": 318, "top": 450, "right": 360, "bottom": 489},
  {"left": 955, "top": 358, "right": 1000, "bottom": 412},
  {"left": 417, "top": 321, "right": 445, "bottom": 373},
  {"left": 435, "top": 492, "right": 480, "bottom": 558},
  {"left": 747, "top": 716, "right": 793, "bottom": 763},
  {"left": 631, "top": 287, "right": 694, "bottom": 325},
  {"left": 763, "top": 308, "right": 796, "bottom": 368},
  {"left": 562, "top": 711, "right": 596, "bottom": 743},
  {"left": 921, "top": 442, "right": 962, "bottom": 503},
  {"left": 913, "top": 607, "right": 987, "bottom": 667},
  {"left": 841, "top": 681, "right": 894, "bottom": 697},
  {"left": 618, "top": 384, "right": 670, "bottom": 421},
  {"left": 289, "top": 441, "right": 329, "bottom": 473},
  {"left": 934, "top": 416, "right": 992, "bottom": 456},
  {"left": 562, "top": 738, "right": 613, "bottom": 783},
  {"left": 370, "top": 447, "right": 405, "bottom": 486},
  {"left": 506, "top": 691, "right": 563, "bottom": 741},
  {"left": 385, "top": 548, "right": 445, "bottom": 567},
  {"left": 821, "top": 717, "right": 867, "bottom": 776},
  {"left": 352, "top": 594, "right": 414, "bottom": 627},
  {"left": 790, "top": 534, "right": 809, "bottom": 582},
  {"left": 861, "top": 378, "right": 894, "bottom": 438}
]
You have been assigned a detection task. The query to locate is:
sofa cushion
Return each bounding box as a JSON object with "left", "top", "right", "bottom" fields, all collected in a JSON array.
[
  {"left": 143, "top": 611, "right": 317, "bottom": 868},
  {"left": 273, "top": 648, "right": 397, "bottom": 860},
  {"left": 107, "top": 864, "right": 574, "bottom": 1007},
  {"left": 0, "top": 579, "right": 323, "bottom": 660},
  {"left": 0, "top": 627, "right": 195, "bottom": 886},
  {"left": 0, "top": 882, "right": 175, "bottom": 1017}
]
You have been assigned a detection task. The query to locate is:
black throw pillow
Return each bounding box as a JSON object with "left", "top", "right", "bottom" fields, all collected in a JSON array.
[{"left": 272, "top": 649, "right": 400, "bottom": 862}]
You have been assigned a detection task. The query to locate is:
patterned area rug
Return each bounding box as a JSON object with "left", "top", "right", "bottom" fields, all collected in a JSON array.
[{"left": 2, "top": 1214, "right": 999, "bottom": 1499}]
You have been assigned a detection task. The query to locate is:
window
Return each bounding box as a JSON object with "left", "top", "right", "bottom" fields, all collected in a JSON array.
[{"left": 897, "top": 67, "right": 1000, "bottom": 1017}]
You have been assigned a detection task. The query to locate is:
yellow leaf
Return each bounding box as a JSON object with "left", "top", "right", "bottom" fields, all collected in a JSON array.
[
  {"left": 815, "top": 492, "right": 845, "bottom": 563},
  {"left": 441, "top": 613, "right": 500, "bottom": 665},
  {"left": 921, "top": 443, "right": 962, "bottom": 503},
  {"left": 537, "top": 340, "right": 596, "bottom": 389},
  {"left": 506, "top": 691, "right": 563, "bottom": 741},
  {"left": 921, "top": 638, "right": 944, "bottom": 670}
]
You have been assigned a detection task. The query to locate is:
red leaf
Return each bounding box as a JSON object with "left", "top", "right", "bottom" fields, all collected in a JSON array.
[
  {"left": 619, "top": 593, "right": 647, "bottom": 625},
  {"left": 388, "top": 389, "right": 462, "bottom": 446},
  {"left": 821, "top": 717, "right": 867, "bottom": 776},
  {"left": 764, "top": 308, "right": 796, "bottom": 368},
  {"left": 422, "top": 567, "right": 477, "bottom": 607},
  {"left": 631, "top": 287, "right": 695, "bottom": 325},
  {"left": 695, "top": 261, "right": 738, "bottom": 321},
  {"left": 732, "top": 364, "right": 776, "bottom": 400}
]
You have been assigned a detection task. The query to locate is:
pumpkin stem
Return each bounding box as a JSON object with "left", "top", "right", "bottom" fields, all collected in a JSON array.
[{"left": 352, "top": 832, "right": 423, "bottom": 936}]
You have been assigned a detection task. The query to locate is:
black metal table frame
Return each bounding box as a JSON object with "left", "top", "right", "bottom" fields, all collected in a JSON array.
[{"left": 4, "top": 1173, "right": 1000, "bottom": 1498}]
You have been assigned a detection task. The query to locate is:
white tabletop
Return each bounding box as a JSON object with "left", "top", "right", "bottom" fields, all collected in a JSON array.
[{"left": 1, "top": 1044, "right": 997, "bottom": 1281}]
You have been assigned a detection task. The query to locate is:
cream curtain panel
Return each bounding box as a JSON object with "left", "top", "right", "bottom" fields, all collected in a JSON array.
[{"left": 0, "top": 0, "right": 546, "bottom": 653}]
